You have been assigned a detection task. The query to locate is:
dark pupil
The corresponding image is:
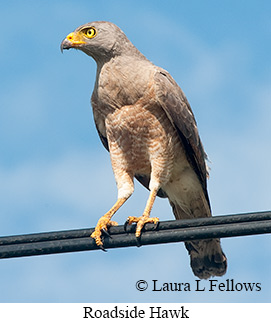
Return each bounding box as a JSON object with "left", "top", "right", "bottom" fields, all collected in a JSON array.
[{"left": 88, "top": 29, "right": 93, "bottom": 35}]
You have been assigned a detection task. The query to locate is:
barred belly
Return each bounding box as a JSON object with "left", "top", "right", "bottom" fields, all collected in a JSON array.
[{"left": 105, "top": 103, "right": 188, "bottom": 190}]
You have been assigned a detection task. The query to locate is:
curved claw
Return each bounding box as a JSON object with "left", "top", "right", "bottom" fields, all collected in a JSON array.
[
  {"left": 124, "top": 218, "right": 136, "bottom": 232},
  {"left": 124, "top": 219, "right": 130, "bottom": 232},
  {"left": 91, "top": 217, "right": 118, "bottom": 248},
  {"left": 99, "top": 244, "right": 107, "bottom": 252},
  {"left": 101, "top": 228, "right": 112, "bottom": 239},
  {"left": 136, "top": 236, "right": 142, "bottom": 247}
]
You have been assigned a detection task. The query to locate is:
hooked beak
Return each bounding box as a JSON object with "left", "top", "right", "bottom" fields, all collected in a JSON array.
[{"left": 60, "top": 32, "right": 86, "bottom": 52}]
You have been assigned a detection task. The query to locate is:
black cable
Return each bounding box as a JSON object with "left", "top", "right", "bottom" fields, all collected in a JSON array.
[{"left": 0, "top": 211, "right": 270, "bottom": 259}]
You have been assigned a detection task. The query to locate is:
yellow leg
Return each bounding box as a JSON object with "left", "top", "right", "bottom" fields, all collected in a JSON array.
[
  {"left": 91, "top": 197, "right": 127, "bottom": 246},
  {"left": 126, "top": 189, "right": 159, "bottom": 238}
]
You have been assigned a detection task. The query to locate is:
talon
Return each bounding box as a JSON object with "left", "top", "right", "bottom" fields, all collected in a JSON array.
[
  {"left": 101, "top": 228, "right": 112, "bottom": 239},
  {"left": 124, "top": 216, "right": 137, "bottom": 232},
  {"left": 99, "top": 244, "right": 107, "bottom": 252},
  {"left": 136, "top": 236, "right": 142, "bottom": 247},
  {"left": 91, "top": 216, "right": 118, "bottom": 248},
  {"left": 124, "top": 219, "right": 130, "bottom": 232},
  {"left": 126, "top": 215, "right": 159, "bottom": 242}
]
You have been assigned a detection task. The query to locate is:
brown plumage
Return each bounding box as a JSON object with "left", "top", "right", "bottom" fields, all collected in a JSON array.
[{"left": 61, "top": 21, "right": 227, "bottom": 279}]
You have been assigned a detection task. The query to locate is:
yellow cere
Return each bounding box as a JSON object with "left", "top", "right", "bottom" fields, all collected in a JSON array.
[{"left": 66, "top": 32, "right": 86, "bottom": 45}]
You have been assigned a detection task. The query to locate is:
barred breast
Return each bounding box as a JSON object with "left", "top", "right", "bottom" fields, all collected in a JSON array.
[{"left": 105, "top": 101, "right": 190, "bottom": 190}]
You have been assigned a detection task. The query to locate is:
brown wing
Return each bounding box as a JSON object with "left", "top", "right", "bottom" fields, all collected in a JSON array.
[{"left": 154, "top": 68, "right": 210, "bottom": 207}]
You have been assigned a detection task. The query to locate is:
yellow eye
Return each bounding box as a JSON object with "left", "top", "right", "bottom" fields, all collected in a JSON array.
[{"left": 84, "top": 27, "right": 97, "bottom": 39}]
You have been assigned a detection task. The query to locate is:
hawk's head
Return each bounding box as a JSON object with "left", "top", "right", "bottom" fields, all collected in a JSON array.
[{"left": 61, "top": 21, "right": 133, "bottom": 62}]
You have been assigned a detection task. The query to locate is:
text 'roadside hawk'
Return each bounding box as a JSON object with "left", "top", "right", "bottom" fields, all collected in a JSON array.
[{"left": 61, "top": 21, "right": 227, "bottom": 279}]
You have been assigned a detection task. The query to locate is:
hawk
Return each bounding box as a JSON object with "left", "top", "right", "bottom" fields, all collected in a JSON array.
[{"left": 61, "top": 21, "right": 227, "bottom": 279}]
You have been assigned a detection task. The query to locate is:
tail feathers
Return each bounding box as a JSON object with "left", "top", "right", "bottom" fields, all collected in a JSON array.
[
  {"left": 169, "top": 198, "right": 227, "bottom": 279},
  {"left": 185, "top": 239, "right": 227, "bottom": 279}
]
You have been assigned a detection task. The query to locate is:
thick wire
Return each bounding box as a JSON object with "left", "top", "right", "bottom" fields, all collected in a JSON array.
[{"left": 0, "top": 211, "right": 270, "bottom": 259}]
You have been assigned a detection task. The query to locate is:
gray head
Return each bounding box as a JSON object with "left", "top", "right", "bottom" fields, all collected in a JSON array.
[{"left": 61, "top": 21, "right": 142, "bottom": 63}]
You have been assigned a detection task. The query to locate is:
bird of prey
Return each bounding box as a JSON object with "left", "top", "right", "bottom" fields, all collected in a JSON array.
[{"left": 61, "top": 21, "right": 227, "bottom": 279}]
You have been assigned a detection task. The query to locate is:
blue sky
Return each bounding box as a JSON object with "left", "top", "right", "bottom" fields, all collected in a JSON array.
[{"left": 0, "top": 0, "right": 270, "bottom": 302}]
